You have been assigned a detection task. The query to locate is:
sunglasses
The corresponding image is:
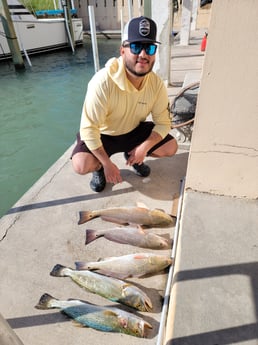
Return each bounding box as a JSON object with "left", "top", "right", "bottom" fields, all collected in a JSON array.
[{"left": 123, "top": 42, "right": 157, "bottom": 56}]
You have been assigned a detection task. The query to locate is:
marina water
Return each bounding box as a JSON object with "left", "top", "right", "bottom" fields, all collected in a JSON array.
[{"left": 0, "top": 38, "right": 121, "bottom": 218}]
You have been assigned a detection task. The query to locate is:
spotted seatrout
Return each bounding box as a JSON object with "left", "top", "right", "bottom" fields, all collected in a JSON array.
[
  {"left": 50, "top": 264, "right": 152, "bottom": 311},
  {"left": 35, "top": 293, "right": 152, "bottom": 337},
  {"left": 78, "top": 206, "right": 174, "bottom": 227},
  {"left": 75, "top": 253, "right": 173, "bottom": 279}
]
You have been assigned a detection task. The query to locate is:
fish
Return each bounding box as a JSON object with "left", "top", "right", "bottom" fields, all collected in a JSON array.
[
  {"left": 85, "top": 226, "right": 171, "bottom": 250},
  {"left": 35, "top": 293, "right": 152, "bottom": 337},
  {"left": 50, "top": 264, "right": 152, "bottom": 312},
  {"left": 78, "top": 205, "right": 175, "bottom": 227},
  {"left": 75, "top": 253, "right": 172, "bottom": 279}
]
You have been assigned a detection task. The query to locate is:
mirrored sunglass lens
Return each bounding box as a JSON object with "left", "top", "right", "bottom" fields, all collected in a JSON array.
[
  {"left": 146, "top": 45, "right": 157, "bottom": 55},
  {"left": 130, "top": 43, "right": 157, "bottom": 55},
  {"left": 130, "top": 43, "right": 142, "bottom": 54}
]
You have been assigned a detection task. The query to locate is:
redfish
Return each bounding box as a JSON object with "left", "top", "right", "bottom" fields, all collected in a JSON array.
[
  {"left": 75, "top": 253, "right": 172, "bottom": 279},
  {"left": 78, "top": 206, "right": 174, "bottom": 227},
  {"left": 85, "top": 226, "right": 171, "bottom": 249},
  {"left": 35, "top": 293, "right": 152, "bottom": 337}
]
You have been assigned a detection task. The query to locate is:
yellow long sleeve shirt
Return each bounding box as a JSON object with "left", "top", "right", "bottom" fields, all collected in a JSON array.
[{"left": 80, "top": 56, "right": 171, "bottom": 151}]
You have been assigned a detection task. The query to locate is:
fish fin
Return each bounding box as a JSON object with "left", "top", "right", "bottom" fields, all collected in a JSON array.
[
  {"left": 136, "top": 225, "right": 147, "bottom": 234},
  {"left": 75, "top": 261, "right": 88, "bottom": 270},
  {"left": 103, "top": 310, "right": 119, "bottom": 317},
  {"left": 72, "top": 320, "right": 85, "bottom": 328},
  {"left": 136, "top": 202, "right": 149, "bottom": 209},
  {"left": 144, "top": 320, "right": 153, "bottom": 329},
  {"left": 50, "top": 264, "right": 66, "bottom": 277},
  {"left": 133, "top": 253, "right": 148, "bottom": 260},
  {"left": 85, "top": 229, "right": 102, "bottom": 245},
  {"left": 100, "top": 215, "right": 128, "bottom": 225},
  {"left": 95, "top": 269, "right": 129, "bottom": 280},
  {"left": 78, "top": 211, "right": 96, "bottom": 225},
  {"left": 35, "top": 293, "right": 56, "bottom": 309},
  {"left": 154, "top": 208, "right": 166, "bottom": 212}
]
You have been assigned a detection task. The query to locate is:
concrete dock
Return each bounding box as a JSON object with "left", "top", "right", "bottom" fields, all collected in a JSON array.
[{"left": 1, "top": 18, "right": 258, "bottom": 345}]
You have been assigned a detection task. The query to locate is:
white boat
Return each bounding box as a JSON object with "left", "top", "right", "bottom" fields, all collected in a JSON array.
[{"left": 0, "top": 0, "right": 83, "bottom": 60}]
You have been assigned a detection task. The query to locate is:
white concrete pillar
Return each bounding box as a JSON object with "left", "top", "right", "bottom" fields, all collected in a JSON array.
[
  {"left": 191, "top": 0, "right": 199, "bottom": 30},
  {"left": 151, "top": 0, "right": 172, "bottom": 84},
  {"left": 180, "top": 0, "right": 193, "bottom": 45}
]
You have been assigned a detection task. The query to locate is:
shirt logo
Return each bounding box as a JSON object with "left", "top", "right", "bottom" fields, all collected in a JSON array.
[{"left": 139, "top": 19, "right": 150, "bottom": 37}]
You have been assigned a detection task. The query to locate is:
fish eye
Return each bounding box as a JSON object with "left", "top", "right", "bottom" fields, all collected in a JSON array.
[{"left": 135, "top": 302, "right": 142, "bottom": 310}]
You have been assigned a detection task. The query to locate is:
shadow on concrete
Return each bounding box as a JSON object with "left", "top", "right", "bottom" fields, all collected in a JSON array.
[
  {"left": 6, "top": 152, "right": 189, "bottom": 215},
  {"left": 166, "top": 262, "right": 258, "bottom": 345},
  {"left": 166, "top": 323, "right": 258, "bottom": 345},
  {"left": 6, "top": 186, "right": 135, "bottom": 215}
]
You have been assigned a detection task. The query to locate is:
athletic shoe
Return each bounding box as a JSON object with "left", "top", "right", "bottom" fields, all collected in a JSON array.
[
  {"left": 90, "top": 167, "right": 106, "bottom": 192},
  {"left": 124, "top": 152, "right": 151, "bottom": 177}
]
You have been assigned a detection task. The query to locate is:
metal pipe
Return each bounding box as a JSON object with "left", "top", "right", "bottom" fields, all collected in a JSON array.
[
  {"left": 88, "top": 5, "right": 100, "bottom": 73},
  {"left": 120, "top": 8, "right": 124, "bottom": 44},
  {"left": 128, "top": 0, "right": 133, "bottom": 19},
  {"left": 63, "top": 0, "right": 75, "bottom": 53},
  {"left": 15, "top": 26, "right": 32, "bottom": 67},
  {"left": 156, "top": 177, "right": 185, "bottom": 345}
]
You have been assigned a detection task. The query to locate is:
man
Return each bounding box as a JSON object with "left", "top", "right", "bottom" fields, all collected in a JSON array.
[{"left": 71, "top": 16, "right": 178, "bottom": 192}]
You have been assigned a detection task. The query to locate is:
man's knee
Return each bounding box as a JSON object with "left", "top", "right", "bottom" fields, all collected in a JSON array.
[
  {"left": 71, "top": 152, "right": 89, "bottom": 175},
  {"left": 72, "top": 160, "right": 88, "bottom": 175},
  {"left": 169, "top": 138, "right": 178, "bottom": 156},
  {"left": 151, "top": 138, "right": 178, "bottom": 158}
]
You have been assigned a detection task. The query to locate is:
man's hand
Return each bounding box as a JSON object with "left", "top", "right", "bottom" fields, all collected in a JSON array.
[
  {"left": 92, "top": 145, "right": 122, "bottom": 184},
  {"left": 103, "top": 161, "right": 123, "bottom": 184},
  {"left": 127, "top": 146, "right": 147, "bottom": 166}
]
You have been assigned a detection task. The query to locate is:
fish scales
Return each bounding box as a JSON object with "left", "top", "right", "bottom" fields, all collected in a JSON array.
[
  {"left": 75, "top": 253, "right": 173, "bottom": 279},
  {"left": 35, "top": 293, "right": 152, "bottom": 337},
  {"left": 78, "top": 206, "right": 174, "bottom": 227},
  {"left": 50, "top": 264, "right": 152, "bottom": 311},
  {"left": 85, "top": 226, "right": 170, "bottom": 249}
]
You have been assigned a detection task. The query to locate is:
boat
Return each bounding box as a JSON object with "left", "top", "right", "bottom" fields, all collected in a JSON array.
[{"left": 0, "top": 0, "right": 83, "bottom": 60}]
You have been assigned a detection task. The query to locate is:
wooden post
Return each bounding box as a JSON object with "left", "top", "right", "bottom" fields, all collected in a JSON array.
[{"left": 1, "top": 0, "right": 25, "bottom": 70}]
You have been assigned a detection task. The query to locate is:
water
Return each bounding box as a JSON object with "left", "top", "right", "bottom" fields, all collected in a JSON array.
[{"left": 0, "top": 38, "right": 121, "bottom": 217}]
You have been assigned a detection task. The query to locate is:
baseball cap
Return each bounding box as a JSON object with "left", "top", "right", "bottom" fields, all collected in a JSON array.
[{"left": 122, "top": 16, "right": 161, "bottom": 44}]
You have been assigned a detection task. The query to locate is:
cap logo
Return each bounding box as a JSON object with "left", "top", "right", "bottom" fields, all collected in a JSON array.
[{"left": 139, "top": 19, "right": 150, "bottom": 37}]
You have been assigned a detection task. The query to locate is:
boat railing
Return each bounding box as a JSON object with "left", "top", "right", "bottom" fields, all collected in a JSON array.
[{"left": 35, "top": 9, "right": 77, "bottom": 18}]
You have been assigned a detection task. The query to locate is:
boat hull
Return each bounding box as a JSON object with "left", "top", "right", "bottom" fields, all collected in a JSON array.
[{"left": 0, "top": 17, "right": 83, "bottom": 60}]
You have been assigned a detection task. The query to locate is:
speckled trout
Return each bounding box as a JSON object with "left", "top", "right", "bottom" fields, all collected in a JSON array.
[
  {"left": 75, "top": 253, "right": 173, "bottom": 279},
  {"left": 85, "top": 226, "right": 171, "bottom": 249},
  {"left": 35, "top": 293, "right": 152, "bottom": 337},
  {"left": 50, "top": 264, "right": 152, "bottom": 311},
  {"left": 78, "top": 206, "right": 174, "bottom": 227}
]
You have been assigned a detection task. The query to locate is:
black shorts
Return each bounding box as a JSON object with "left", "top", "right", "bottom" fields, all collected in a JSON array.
[{"left": 71, "top": 121, "right": 174, "bottom": 158}]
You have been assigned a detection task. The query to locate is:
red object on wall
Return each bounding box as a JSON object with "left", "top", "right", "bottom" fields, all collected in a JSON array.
[{"left": 201, "top": 33, "right": 208, "bottom": 52}]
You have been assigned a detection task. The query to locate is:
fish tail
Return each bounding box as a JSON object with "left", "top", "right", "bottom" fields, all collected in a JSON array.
[
  {"left": 144, "top": 320, "right": 153, "bottom": 330},
  {"left": 78, "top": 211, "right": 96, "bottom": 225},
  {"left": 85, "top": 229, "right": 101, "bottom": 245},
  {"left": 35, "top": 293, "right": 57, "bottom": 310},
  {"left": 75, "top": 261, "right": 89, "bottom": 270},
  {"left": 50, "top": 264, "right": 67, "bottom": 277}
]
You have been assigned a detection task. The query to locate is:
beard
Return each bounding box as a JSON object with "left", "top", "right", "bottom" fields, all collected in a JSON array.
[{"left": 125, "top": 59, "right": 155, "bottom": 77}]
